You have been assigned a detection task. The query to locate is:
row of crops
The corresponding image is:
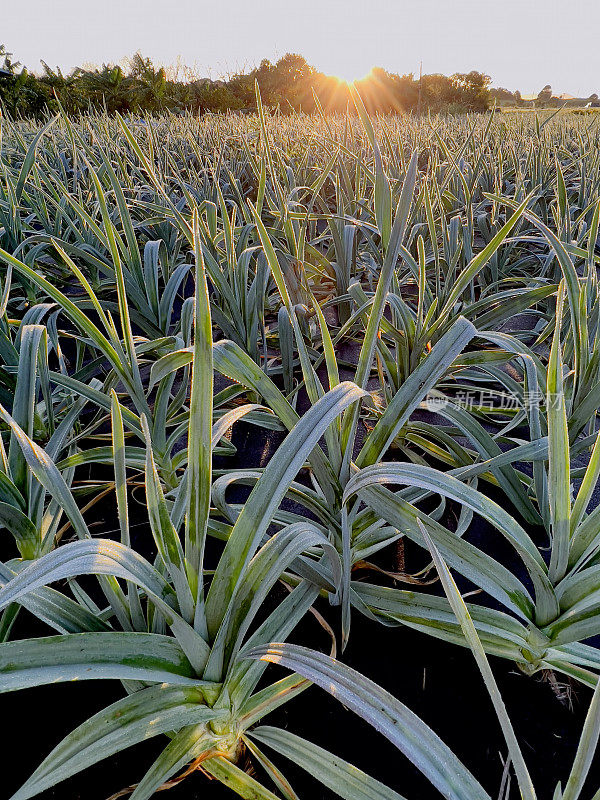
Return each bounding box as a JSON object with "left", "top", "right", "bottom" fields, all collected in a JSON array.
[{"left": 2, "top": 90, "right": 600, "bottom": 799}]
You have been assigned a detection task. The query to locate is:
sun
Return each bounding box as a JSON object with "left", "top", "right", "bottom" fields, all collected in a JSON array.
[
  {"left": 328, "top": 67, "right": 373, "bottom": 85},
  {"left": 333, "top": 70, "right": 367, "bottom": 83}
]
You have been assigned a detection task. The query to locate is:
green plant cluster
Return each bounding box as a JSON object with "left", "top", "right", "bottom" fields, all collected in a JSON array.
[
  {"left": 0, "top": 45, "right": 499, "bottom": 117},
  {"left": 1, "top": 85, "right": 600, "bottom": 799}
]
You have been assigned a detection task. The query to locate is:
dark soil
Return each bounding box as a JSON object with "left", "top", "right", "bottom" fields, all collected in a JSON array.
[{"left": 4, "top": 609, "right": 599, "bottom": 799}]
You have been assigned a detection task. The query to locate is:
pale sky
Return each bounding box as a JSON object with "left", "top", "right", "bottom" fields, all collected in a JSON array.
[{"left": 3, "top": 0, "right": 599, "bottom": 97}]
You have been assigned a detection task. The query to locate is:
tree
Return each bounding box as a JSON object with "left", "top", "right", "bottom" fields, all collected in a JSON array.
[
  {"left": 537, "top": 84, "right": 553, "bottom": 106},
  {"left": 0, "top": 44, "right": 50, "bottom": 117},
  {"left": 76, "top": 64, "right": 130, "bottom": 113},
  {"left": 422, "top": 74, "right": 459, "bottom": 112},
  {"left": 489, "top": 87, "right": 518, "bottom": 107},
  {"left": 226, "top": 71, "right": 256, "bottom": 109},
  {"left": 0, "top": 44, "right": 19, "bottom": 75},
  {"left": 189, "top": 79, "right": 243, "bottom": 113},
  {"left": 452, "top": 71, "right": 491, "bottom": 111},
  {"left": 38, "top": 62, "right": 81, "bottom": 112},
  {"left": 126, "top": 53, "right": 167, "bottom": 112},
  {"left": 228, "top": 54, "right": 317, "bottom": 112},
  {"left": 359, "top": 67, "right": 414, "bottom": 114},
  {"left": 270, "top": 53, "right": 316, "bottom": 110}
]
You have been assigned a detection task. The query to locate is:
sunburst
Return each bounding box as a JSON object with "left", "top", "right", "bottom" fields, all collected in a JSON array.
[{"left": 329, "top": 67, "right": 372, "bottom": 85}]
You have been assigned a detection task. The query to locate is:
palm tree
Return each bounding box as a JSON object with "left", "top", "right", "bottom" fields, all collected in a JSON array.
[
  {"left": 39, "top": 62, "right": 82, "bottom": 112},
  {"left": 0, "top": 44, "right": 19, "bottom": 75},
  {"left": 127, "top": 53, "right": 167, "bottom": 112},
  {"left": 75, "top": 64, "right": 130, "bottom": 113}
]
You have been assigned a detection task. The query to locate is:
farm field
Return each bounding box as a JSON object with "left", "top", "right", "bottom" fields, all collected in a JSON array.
[{"left": 2, "top": 98, "right": 600, "bottom": 800}]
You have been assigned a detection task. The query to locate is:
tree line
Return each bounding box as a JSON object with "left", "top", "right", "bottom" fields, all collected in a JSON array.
[{"left": 1, "top": 46, "right": 596, "bottom": 118}]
